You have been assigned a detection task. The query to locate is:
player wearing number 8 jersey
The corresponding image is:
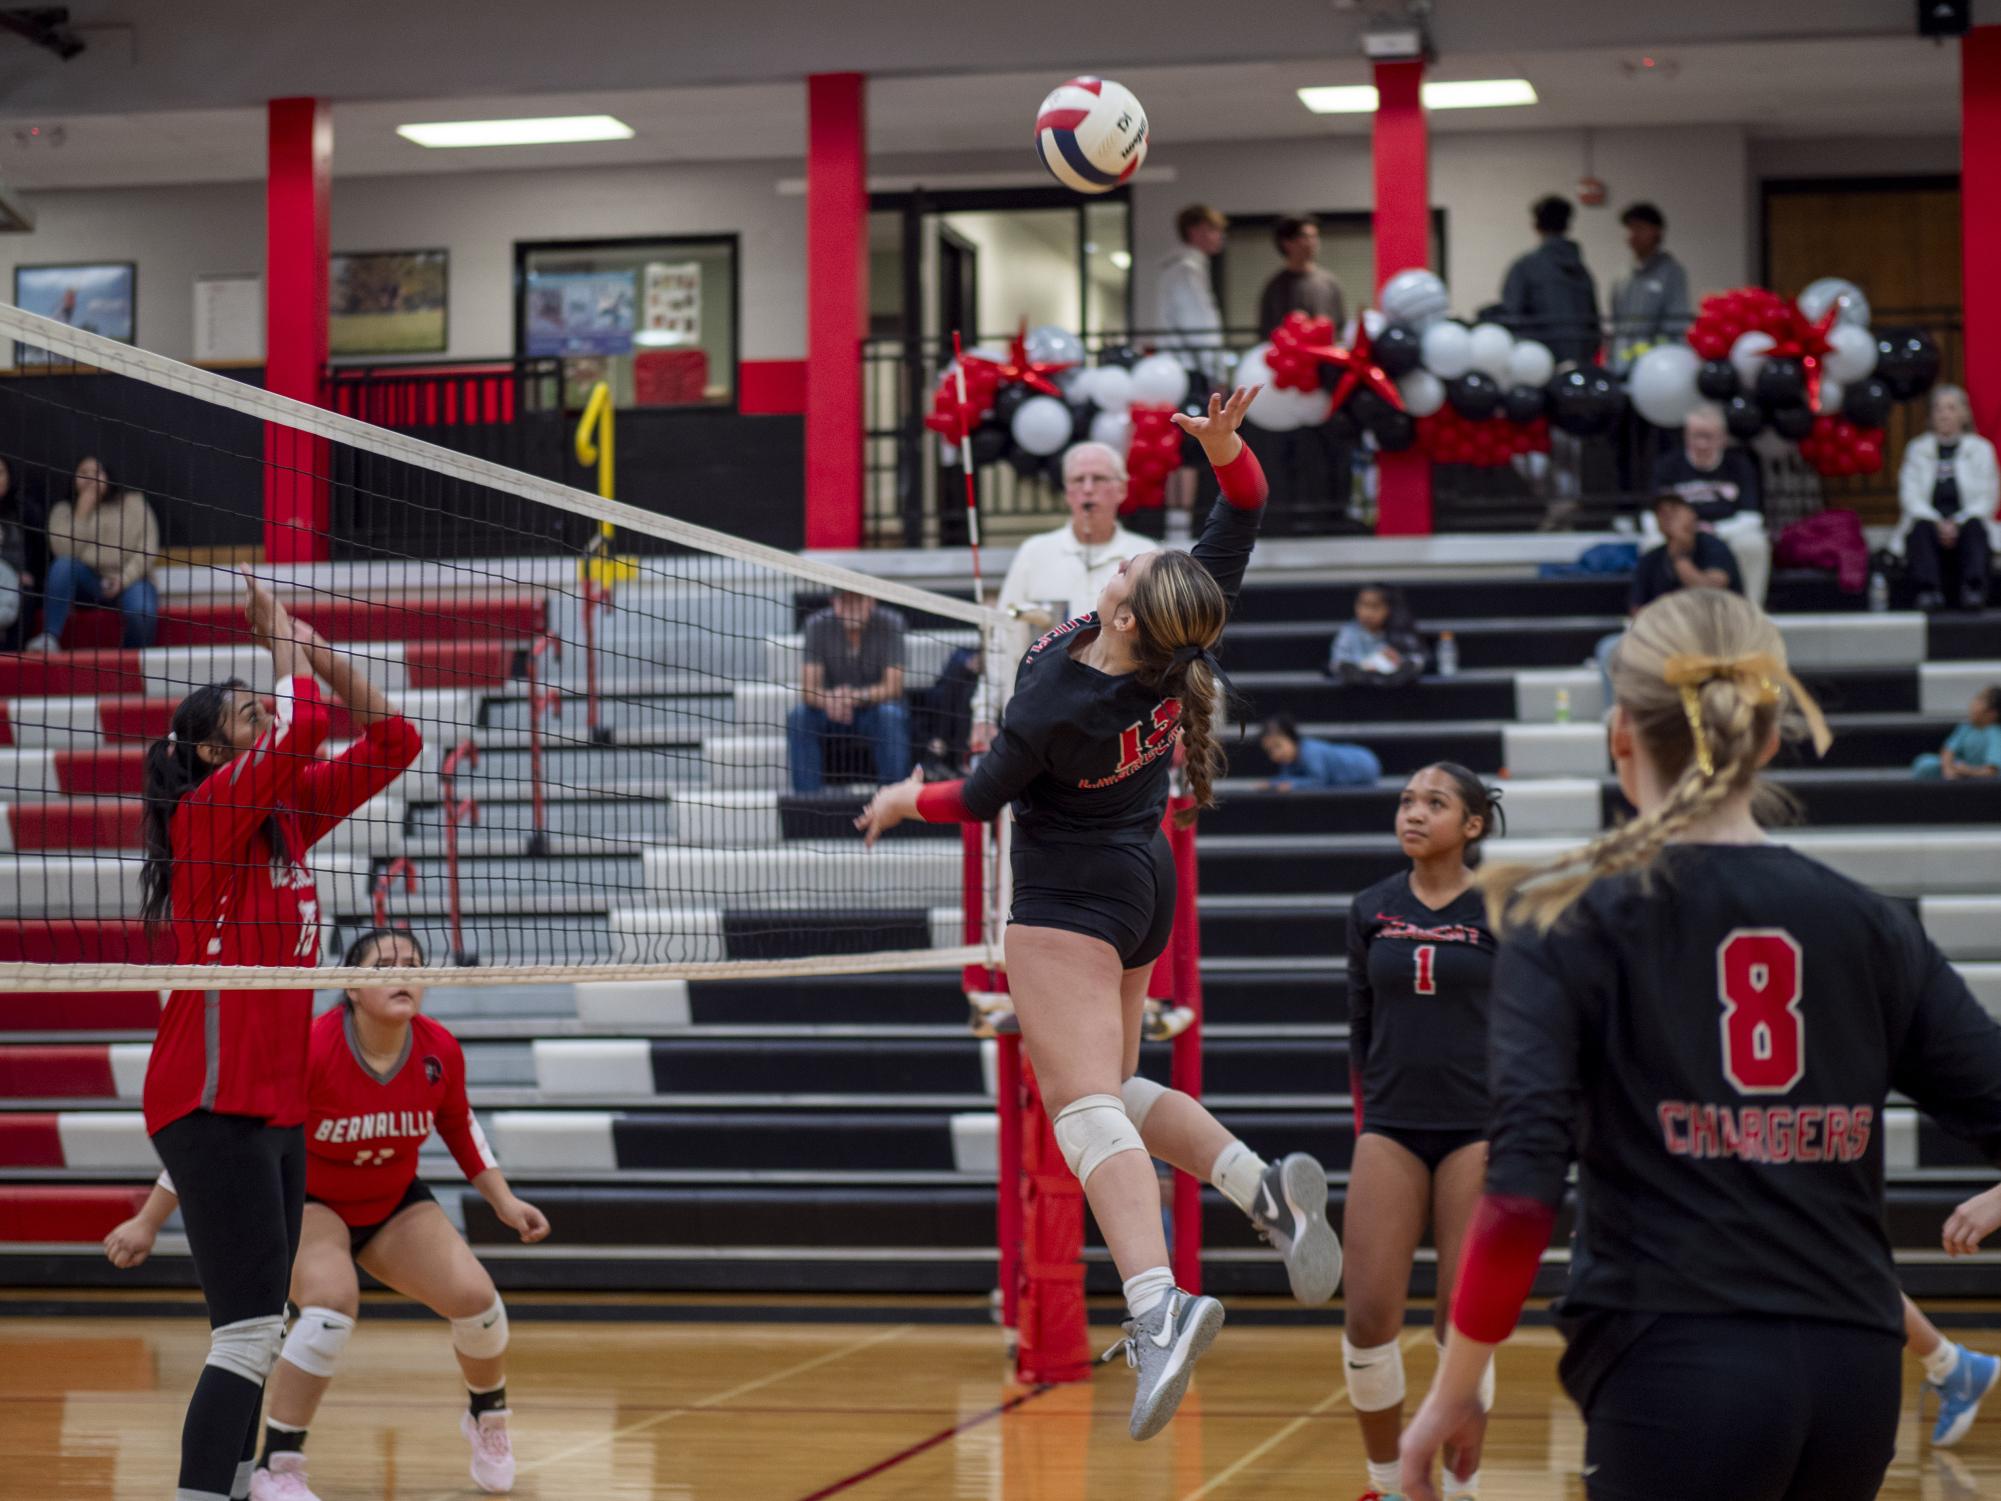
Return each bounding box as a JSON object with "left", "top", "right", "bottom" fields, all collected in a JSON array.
[
  {"left": 137, "top": 572, "right": 421, "bottom": 1501},
  {"left": 1399, "top": 587, "right": 2001, "bottom": 1501},
  {"left": 858, "top": 388, "right": 1342, "bottom": 1442}
]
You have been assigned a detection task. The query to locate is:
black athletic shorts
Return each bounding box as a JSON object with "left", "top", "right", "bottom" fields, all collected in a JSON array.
[
  {"left": 1009, "top": 826, "right": 1177, "bottom": 970},
  {"left": 1361, "top": 1123, "right": 1485, "bottom": 1172},
  {"left": 310, "top": 1177, "right": 437, "bottom": 1258},
  {"left": 1557, "top": 1309, "right": 1901, "bottom": 1501}
]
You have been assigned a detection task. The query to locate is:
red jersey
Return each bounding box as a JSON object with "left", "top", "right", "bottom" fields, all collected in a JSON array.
[
  {"left": 305, "top": 1004, "right": 494, "bottom": 1225},
  {"left": 143, "top": 677, "right": 423, "bottom": 1134}
]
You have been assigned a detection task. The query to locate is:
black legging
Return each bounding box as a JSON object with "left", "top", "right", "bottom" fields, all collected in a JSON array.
[{"left": 152, "top": 1111, "right": 305, "bottom": 1500}]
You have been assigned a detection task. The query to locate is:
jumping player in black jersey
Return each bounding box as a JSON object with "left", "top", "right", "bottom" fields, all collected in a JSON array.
[
  {"left": 858, "top": 386, "right": 1341, "bottom": 1441},
  {"left": 1342, "top": 764, "right": 1501, "bottom": 1501},
  {"left": 1398, "top": 587, "right": 2001, "bottom": 1501}
]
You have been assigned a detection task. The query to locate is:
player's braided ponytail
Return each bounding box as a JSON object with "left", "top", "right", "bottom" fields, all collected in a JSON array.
[
  {"left": 1129, "top": 548, "right": 1230, "bottom": 829},
  {"left": 1480, "top": 588, "right": 1832, "bottom": 935}
]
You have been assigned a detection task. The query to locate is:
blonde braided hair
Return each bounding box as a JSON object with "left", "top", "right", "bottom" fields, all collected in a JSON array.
[{"left": 1480, "top": 588, "right": 1831, "bottom": 934}]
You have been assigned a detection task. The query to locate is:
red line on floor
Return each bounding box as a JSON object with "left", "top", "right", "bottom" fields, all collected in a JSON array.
[{"left": 791, "top": 1384, "right": 1054, "bottom": 1500}]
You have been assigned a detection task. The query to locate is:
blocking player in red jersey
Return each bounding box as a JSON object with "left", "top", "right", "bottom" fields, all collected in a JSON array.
[
  {"left": 1341, "top": 764, "right": 1502, "bottom": 1501},
  {"left": 136, "top": 571, "right": 421, "bottom": 1501},
  {"left": 1399, "top": 588, "right": 2001, "bottom": 1501},
  {"left": 108, "top": 928, "right": 549, "bottom": 1498}
]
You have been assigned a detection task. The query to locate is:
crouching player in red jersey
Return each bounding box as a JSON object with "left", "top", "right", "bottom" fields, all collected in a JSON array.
[{"left": 109, "top": 929, "right": 550, "bottom": 1497}]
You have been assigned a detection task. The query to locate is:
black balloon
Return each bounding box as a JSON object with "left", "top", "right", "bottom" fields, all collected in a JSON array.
[
  {"left": 1067, "top": 402, "right": 1097, "bottom": 444},
  {"left": 1096, "top": 344, "right": 1140, "bottom": 370},
  {"left": 1322, "top": 405, "right": 1361, "bottom": 445},
  {"left": 1724, "top": 394, "right": 1764, "bottom": 440},
  {"left": 1370, "top": 408, "right": 1417, "bottom": 452},
  {"left": 1755, "top": 358, "right": 1805, "bottom": 409},
  {"left": 1447, "top": 370, "right": 1504, "bottom": 420},
  {"left": 1874, "top": 327, "right": 1942, "bottom": 402},
  {"left": 1770, "top": 403, "right": 1815, "bottom": 442},
  {"left": 993, "top": 384, "right": 1029, "bottom": 425},
  {"left": 1695, "top": 359, "right": 1739, "bottom": 400},
  {"left": 968, "top": 422, "right": 1008, "bottom": 467},
  {"left": 1373, "top": 323, "right": 1424, "bottom": 378},
  {"left": 1503, "top": 383, "right": 1547, "bottom": 424},
  {"left": 1841, "top": 376, "right": 1893, "bottom": 430},
  {"left": 1346, "top": 388, "right": 1394, "bottom": 430},
  {"left": 1005, "top": 446, "right": 1045, "bottom": 479},
  {"left": 1547, "top": 364, "right": 1624, "bottom": 437}
]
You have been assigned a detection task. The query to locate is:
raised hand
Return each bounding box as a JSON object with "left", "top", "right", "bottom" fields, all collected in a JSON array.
[
  {"left": 1171, "top": 385, "right": 1261, "bottom": 465},
  {"left": 855, "top": 766, "right": 925, "bottom": 848}
]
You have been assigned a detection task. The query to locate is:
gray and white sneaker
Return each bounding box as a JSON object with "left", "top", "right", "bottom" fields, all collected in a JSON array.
[
  {"left": 1249, "top": 1152, "right": 1342, "bottom": 1304},
  {"left": 1102, "top": 1288, "right": 1225, "bottom": 1441}
]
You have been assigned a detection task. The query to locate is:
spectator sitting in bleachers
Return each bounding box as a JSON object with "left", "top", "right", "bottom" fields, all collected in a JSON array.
[
  {"left": 28, "top": 455, "right": 161, "bottom": 650},
  {"left": 0, "top": 457, "right": 31, "bottom": 651},
  {"left": 1596, "top": 491, "right": 1742, "bottom": 696},
  {"left": 1896, "top": 384, "right": 1996, "bottom": 613},
  {"left": 1258, "top": 713, "right": 1381, "bottom": 791},
  {"left": 1913, "top": 686, "right": 2001, "bottom": 781},
  {"left": 1649, "top": 401, "right": 1769, "bottom": 603},
  {"left": 1328, "top": 583, "right": 1424, "bottom": 688},
  {"left": 787, "top": 588, "right": 911, "bottom": 794}
]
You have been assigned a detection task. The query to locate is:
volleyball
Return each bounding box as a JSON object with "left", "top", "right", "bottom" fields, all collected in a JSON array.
[{"left": 1033, "top": 76, "right": 1148, "bottom": 194}]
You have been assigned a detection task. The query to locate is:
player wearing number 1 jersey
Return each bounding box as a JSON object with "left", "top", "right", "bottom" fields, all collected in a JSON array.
[
  {"left": 1399, "top": 588, "right": 2001, "bottom": 1501},
  {"left": 137, "top": 573, "right": 421, "bottom": 1501}
]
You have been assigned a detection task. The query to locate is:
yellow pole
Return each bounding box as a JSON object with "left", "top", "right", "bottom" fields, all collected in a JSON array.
[{"left": 574, "top": 381, "right": 632, "bottom": 581}]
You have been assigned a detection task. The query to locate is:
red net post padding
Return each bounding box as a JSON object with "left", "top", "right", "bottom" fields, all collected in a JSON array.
[{"left": 1017, "top": 1058, "right": 1093, "bottom": 1384}]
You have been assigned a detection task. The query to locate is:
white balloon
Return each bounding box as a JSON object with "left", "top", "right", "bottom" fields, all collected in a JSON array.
[
  {"left": 1024, "top": 323, "right": 1087, "bottom": 368},
  {"left": 1467, "top": 322, "right": 1516, "bottom": 383},
  {"left": 1010, "top": 394, "right": 1073, "bottom": 456},
  {"left": 1730, "top": 331, "right": 1776, "bottom": 390},
  {"left": 1379, "top": 268, "right": 1451, "bottom": 331},
  {"left": 1237, "top": 346, "right": 1301, "bottom": 431},
  {"left": 1797, "top": 277, "right": 1871, "bottom": 330},
  {"left": 1628, "top": 344, "right": 1703, "bottom": 428},
  {"left": 1815, "top": 376, "right": 1845, "bottom": 416},
  {"left": 1282, "top": 385, "right": 1332, "bottom": 427},
  {"left": 1088, "top": 409, "right": 1133, "bottom": 453},
  {"left": 1824, "top": 323, "right": 1878, "bottom": 384},
  {"left": 1420, "top": 321, "right": 1475, "bottom": 380},
  {"left": 1087, "top": 365, "right": 1135, "bottom": 411},
  {"left": 939, "top": 440, "right": 959, "bottom": 466},
  {"left": 1398, "top": 369, "right": 1446, "bottom": 418},
  {"left": 1130, "top": 353, "right": 1190, "bottom": 407},
  {"left": 1506, "top": 340, "right": 1556, "bottom": 389}
]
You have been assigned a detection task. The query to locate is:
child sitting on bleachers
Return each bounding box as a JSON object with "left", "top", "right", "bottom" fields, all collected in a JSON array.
[
  {"left": 1913, "top": 686, "right": 2001, "bottom": 780},
  {"left": 1258, "top": 713, "right": 1381, "bottom": 790},
  {"left": 1327, "top": 583, "right": 1424, "bottom": 688}
]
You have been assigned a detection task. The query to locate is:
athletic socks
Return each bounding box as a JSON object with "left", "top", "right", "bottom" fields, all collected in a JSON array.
[
  {"left": 1366, "top": 1456, "right": 1402, "bottom": 1493},
  {"left": 1208, "top": 1140, "right": 1269, "bottom": 1218},
  {"left": 1445, "top": 1468, "right": 1482, "bottom": 1498},
  {"left": 469, "top": 1381, "right": 509, "bottom": 1417},
  {"left": 1925, "top": 1339, "right": 1963, "bottom": 1385},
  {"left": 1122, "top": 1266, "right": 1176, "bottom": 1322},
  {"left": 258, "top": 1419, "right": 307, "bottom": 1468},
  {"left": 230, "top": 1458, "right": 253, "bottom": 1500}
]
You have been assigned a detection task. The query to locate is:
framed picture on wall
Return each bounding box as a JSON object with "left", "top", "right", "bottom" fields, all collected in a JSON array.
[
  {"left": 13, "top": 261, "right": 136, "bottom": 366},
  {"left": 330, "top": 248, "right": 448, "bottom": 356}
]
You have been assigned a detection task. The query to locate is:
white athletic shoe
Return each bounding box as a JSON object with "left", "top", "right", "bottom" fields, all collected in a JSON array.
[
  {"left": 1103, "top": 1288, "right": 1225, "bottom": 1441},
  {"left": 23, "top": 632, "right": 56, "bottom": 653},
  {"left": 461, "top": 1409, "right": 516, "bottom": 1492},
  {"left": 1249, "top": 1152, "right": 1343, "bottom": 1305},
  {"left": 248, "top": 1457, "right": 322, "bottom": 1501}
]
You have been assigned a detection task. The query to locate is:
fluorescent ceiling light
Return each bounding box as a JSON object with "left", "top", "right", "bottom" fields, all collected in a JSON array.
[
  {"left": 397, "top": 114, "right": 635, "bottom": 148},
  {"left": 1297, "top": 79, "right": 1538, "bottom": 114}
]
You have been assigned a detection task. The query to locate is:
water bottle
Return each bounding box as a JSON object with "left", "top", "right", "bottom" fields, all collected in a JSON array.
[
  {"left": 1867, "top": 568, "right": 1890, "bottom": 613},
  {"left": 1554, "top": 687, "right": 1572, "bottom": 724},
  {"left": 1435, "top": 631, "right": 1459, "bottom": 679}
]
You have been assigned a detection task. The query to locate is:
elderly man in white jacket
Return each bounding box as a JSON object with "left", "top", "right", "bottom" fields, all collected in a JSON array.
[{"left": 1898, "top": 384, "right": 1997, "bottom": 611}]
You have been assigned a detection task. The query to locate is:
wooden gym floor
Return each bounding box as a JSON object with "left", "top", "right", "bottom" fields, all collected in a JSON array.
[{"left": 6, "top": 1296, "right": 2001, "bottom": 1499}]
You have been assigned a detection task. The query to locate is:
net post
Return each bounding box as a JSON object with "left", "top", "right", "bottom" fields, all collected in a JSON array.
[
  {"left": 1166, "top": 797, "right": 1206, "bottom": 1295},
  {"left": 441, "top": 740, "right": 481, "bottom": 967},
  {"left": 581, "top": 577, "right": 611, "bottom": 745},
  {"left": 1016, "top": 1058, "right": 1092, "bottom": 1385},
  {"left": 525, "top": 633, "right": 559, "bottom": 858},
  {"left": 963, "top": 819, "right": 1024, "bottom": 1333}
]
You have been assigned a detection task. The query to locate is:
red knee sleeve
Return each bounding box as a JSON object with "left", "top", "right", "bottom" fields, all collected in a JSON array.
[
  {"left": 1449, "top": 1193, "right": 1557, "bottom": 1344},
  {"left": 1213, "top": 443, "right": 1268, "bottom": 510}
]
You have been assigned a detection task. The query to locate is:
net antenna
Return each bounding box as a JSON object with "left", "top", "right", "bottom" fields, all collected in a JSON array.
[
  {"left": 950, "top": 330, "right": 984, "bottom": 602},
  {"left": 0, "top": 302, "right": 1006, "bottom": 992}
]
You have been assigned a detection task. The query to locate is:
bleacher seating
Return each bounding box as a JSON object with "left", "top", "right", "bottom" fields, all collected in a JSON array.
[{"left": 3, "top": 559, "right": 2000, "bottom": 1303}]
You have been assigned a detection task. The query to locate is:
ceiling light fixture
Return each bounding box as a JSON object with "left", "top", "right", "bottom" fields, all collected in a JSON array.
[
  {"left": 396, "top": 115, "right": 635, "bottom": 149},
  {"left": 1297, "top": 78, "right": 1538, "bottom": 114}
]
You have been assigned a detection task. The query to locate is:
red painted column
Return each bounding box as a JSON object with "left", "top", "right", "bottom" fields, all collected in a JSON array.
[
  {"left": 806, "top": 73, "right": 867, "bottom": 551},
  {"left": 264, "top": 97, "right": 332, "bottom": 564},
  {"left": 1372, "top": 59, "right": 1433, "bottom": 536},
  {"left": 1964, "top": 30, "right": 2001, "bottom": 439}
]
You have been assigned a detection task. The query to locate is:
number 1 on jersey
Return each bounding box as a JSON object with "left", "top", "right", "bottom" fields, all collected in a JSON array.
[
  {"left": 1717, "top": 929, "right": 1804, "bottom": 1095},
  {"left": 1413, "top": 944, "right": 1437, "bottom": 995}
]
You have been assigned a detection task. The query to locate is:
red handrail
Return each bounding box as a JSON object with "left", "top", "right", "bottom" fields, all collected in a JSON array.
[
  {"left": 439, "top": 740, "right": 481, "bottom": 966},
  {"left": 370, "top": 856, "right": 418, "bottom": 929},
  {"left": 524, "top": 634, "right": 562, "bottom": 857}
]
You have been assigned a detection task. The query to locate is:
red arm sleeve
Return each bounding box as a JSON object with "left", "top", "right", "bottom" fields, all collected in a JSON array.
[
  {"left": 293, "top": 714, "right": 424, "bottom": 851},
  {"left": 1449, "top": 1193, "right": 1557, "bottom": 1344},
  {"left": 1213, "top": 443, "right": 1268, "bottom": 510},
  {"left": 435, "top": 1034, "right": 498, "bottom": 1185},
  {"left": 916, "top": 780, "right": 974, "bottom": 823},
  {"left": 174, "top": 676, "right": 333, "bottom": 864}
]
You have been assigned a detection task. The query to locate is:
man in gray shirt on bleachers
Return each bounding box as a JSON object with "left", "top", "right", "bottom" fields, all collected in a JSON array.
[{"left": 787, "top": 590, "right": 911, "bottom": 793}]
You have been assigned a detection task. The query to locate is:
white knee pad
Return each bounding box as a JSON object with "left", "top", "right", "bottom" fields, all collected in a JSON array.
[
  {"left": 280, "top": 1305, "right": 355, "bottom": 1379},
  {"left": 1051, "top": 1093, "right": 1146, "bottom": 1186},
  {"left": 1342, "top": 1335, "right": 1406, "bottom": 1413},
  {"left": 206, "top": 1312, "right": 285, "bottom": 1386},
  {"left": 451, "top": 1295, "right": 509, "bottom": 1360},
  {"left": 1120, "top": 1075, "right": 1168, "bottom": 1131}
]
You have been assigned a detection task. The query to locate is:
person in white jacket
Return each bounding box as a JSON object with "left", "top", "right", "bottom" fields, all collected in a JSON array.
[{"left": 1898, "top": 384, "right": 1997, "bottom": 611}]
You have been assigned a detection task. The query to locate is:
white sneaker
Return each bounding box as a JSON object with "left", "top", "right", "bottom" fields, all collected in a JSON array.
[
  {"left": 249, "top": 1456, "right": 322, "bottom": 1501},
  {"left": 461, "top": 1409, "right": 516, "bottom": 1492},
  {"left": 23, "top": 632, "right": 55, "bottom": 653}
]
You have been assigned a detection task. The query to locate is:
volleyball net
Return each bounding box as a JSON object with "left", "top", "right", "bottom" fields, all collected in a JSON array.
[{"left": 0, "top": 303, "right": 1009, "bottom": 991}]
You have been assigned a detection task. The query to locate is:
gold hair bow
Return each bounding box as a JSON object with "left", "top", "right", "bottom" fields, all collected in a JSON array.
[{"left": 1661, "top": 650, "right": 1832, "bottom": 777}]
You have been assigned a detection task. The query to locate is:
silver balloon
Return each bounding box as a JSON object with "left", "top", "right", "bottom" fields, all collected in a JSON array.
[
  {"left": 1379, "top": 268, "right": 1451, "bottom": 332},
  {"left": 1797, "top": 277, "right": 1871, "bottom": 331},
  {"left": 1024, "top": 324, "right": 1087, "bottom": 368}
]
